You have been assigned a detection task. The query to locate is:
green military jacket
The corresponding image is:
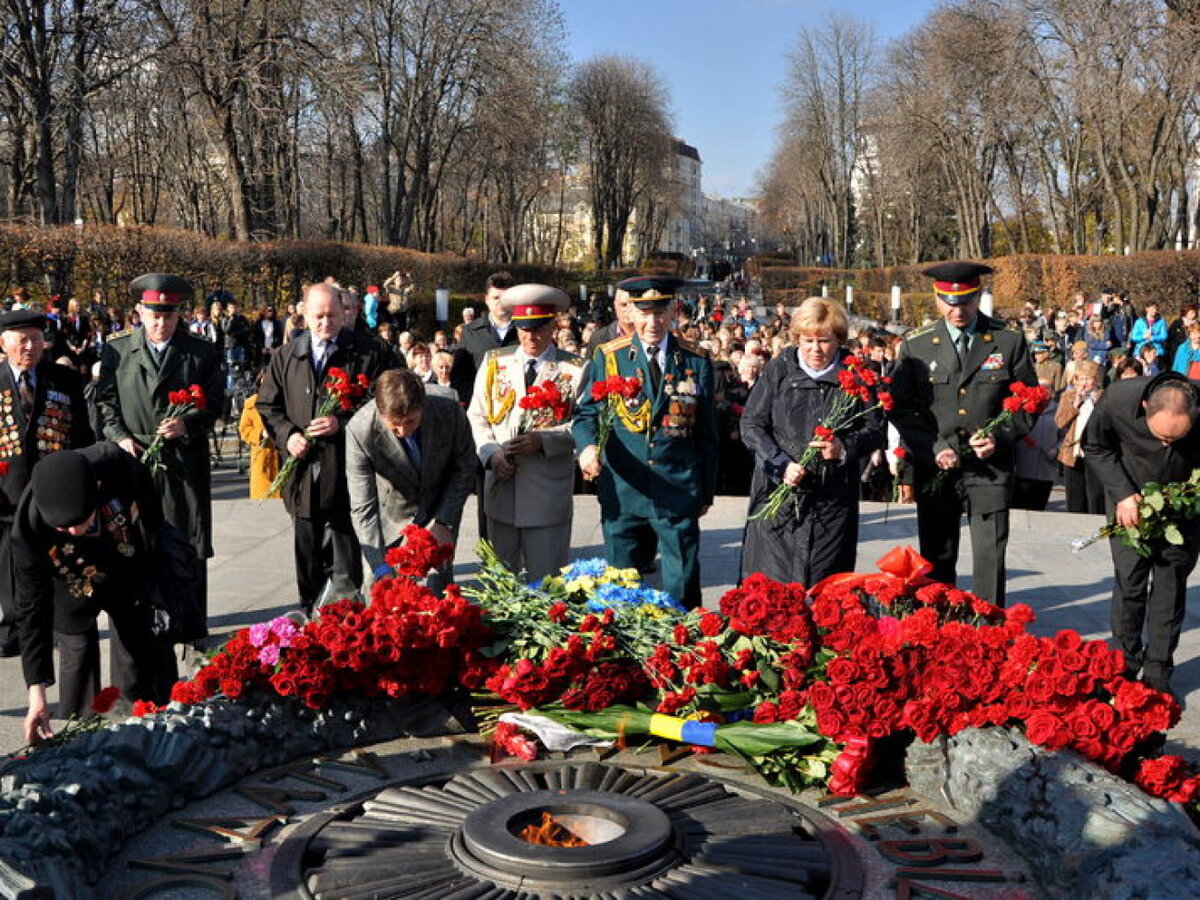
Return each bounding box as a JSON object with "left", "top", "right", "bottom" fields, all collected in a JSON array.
[{"left": 889, "top": 313, "right": 1038, "bottom": 514}]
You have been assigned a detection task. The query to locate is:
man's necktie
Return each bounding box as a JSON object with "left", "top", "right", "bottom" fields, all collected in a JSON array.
[
  {"left": 955, "top": 332, "right": 970, "bottom": 366},
  {"left": 524, "top": 359, "right": 538, "bottom": 389},
  {"left": 646, "top": 344, "right": 662, "bottom": 393},
  {"left": 403, "top": 434, "right": 422, "bottom": 470},
  {"left": 17, "top": 371, "right": 33, "bottom": 418},
  {"left": 313, "top": 343, "right": 327, "bottom": 375}
]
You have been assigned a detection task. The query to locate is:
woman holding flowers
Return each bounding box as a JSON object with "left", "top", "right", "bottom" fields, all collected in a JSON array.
[{"left": 740, "top": 298, "right": 885, "bottom": 586}]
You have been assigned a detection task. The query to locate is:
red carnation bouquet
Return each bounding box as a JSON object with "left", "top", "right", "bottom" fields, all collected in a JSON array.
[
  {"left": 142, "top": 383, "right": 206, "bottom": 472},
  {"left": 384, "top": 523, "right": 455, "bottom": 578},
  {"left": 517, "top": 381, "right": 570, "bottom": 434},
  {"left": 586, "top": 375, "right": 643, "bottom": 478},
  {"left": 927, "top": 381, "right": 1050, "bottom": 493},
  {"left": 265, "top": 367, "right": 370, "bottom": 499},
  {"left": 750, "top": 356, "right": 892, "bottom": 521}
]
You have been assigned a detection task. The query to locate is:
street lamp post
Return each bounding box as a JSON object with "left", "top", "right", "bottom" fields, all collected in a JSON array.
[
  {"left": 845, "top": 285, "right": 854, "bottom": 311},
  {"left": 891, "top": 284, "right": 902, "bottom": 323}
]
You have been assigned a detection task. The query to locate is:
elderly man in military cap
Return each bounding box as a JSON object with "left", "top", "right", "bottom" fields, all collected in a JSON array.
[
  {"left": 574, "top": 276, "right": 718, "bottom": 608},
  {"left": 468, "top": 284, "right": 587, "bottom": 580},
  {"left": 96, "top": 273, "right": 224, "bottom": 641},
  {"left": 0, "top": 308, "right": 94, "bottom": 661},
  {"left": 888, "top": 261, "right": 1038, "bottom": 605}
]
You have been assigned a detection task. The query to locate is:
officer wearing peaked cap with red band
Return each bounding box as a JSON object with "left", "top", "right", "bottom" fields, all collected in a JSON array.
[{"left": 887, "top": 261, "right": 1038, "bottom": 606}]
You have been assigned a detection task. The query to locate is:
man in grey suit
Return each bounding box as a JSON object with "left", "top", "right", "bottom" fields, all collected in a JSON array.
[{"left": 345, "top": 368, "right": 475, "bottom": 588}]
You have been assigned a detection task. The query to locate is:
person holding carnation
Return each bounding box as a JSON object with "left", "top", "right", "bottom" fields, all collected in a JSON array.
[
  {"left": 740, "top": 297, "right": 884, "bottom": 585},
  {"left": 888, "top": 262, "right": 1039, "bottom": 606}
]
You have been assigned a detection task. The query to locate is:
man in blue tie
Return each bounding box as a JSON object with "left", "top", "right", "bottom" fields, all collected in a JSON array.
[{"left": 345, "top": 368, "right": 475, "bottom": 591}]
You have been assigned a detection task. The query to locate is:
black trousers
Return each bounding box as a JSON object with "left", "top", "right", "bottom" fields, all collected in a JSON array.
[
  {"left": 293, "top": 506, "right": 363, "bottom": 612},
  {"left": 1063, "top": 459, "right": 1107, "bottom": 515},
  {"left": 55, "top": 605, "right": 177, "bottom": 719},
  {"left": 1110, "top": 532, "right": 1200, "bottom": 685},
  {"left": 917, "top": 491, "right": 1010, "bottom": 606}
]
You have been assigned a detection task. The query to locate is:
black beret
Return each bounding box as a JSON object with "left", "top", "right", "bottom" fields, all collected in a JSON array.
[
  {"left": 31, "top": 450, "right": 98, "bottom": 529},
  {"left": 0, "top": 309, "right": 47, "bottom": 333},
  {"left": 129, "top": 273, "right": 194, "bottom": 311}
]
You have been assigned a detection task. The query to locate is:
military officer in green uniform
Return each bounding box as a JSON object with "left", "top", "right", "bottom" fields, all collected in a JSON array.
[
  {"left": 96, "top": 273, "right": 224, "bottom": 640},
  {"left": 888, "top": 262, "right": 1038, "bottom": 606},
  {"left": 574, "top": 276, "right": 718, "bottom": 609}
]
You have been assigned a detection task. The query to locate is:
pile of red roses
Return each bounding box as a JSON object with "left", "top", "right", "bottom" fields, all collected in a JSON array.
[
  {"left": 759, "top": 569, "right": 1184, "bottom": 787},
  {"left": 172, "top": 532, "right": 491, "bottom": 710},
  {"left": 169, "top": 526, "right": 1200, "bottom": 810},
  {"left": 482, "top": 610, "right": 649, "bottom": 713}
]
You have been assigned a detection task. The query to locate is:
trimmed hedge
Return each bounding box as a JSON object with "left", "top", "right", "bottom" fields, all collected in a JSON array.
[
  {"left": 0, "top": 225, "right": 593, "bottom": 311},
  {"left": 750, "top": 251, "right": 1200, "bottom": 320}
]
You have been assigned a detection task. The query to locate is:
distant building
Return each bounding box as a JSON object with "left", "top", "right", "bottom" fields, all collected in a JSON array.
[{"left": 532, "top": 138, "right": 706, "bottom": 267}]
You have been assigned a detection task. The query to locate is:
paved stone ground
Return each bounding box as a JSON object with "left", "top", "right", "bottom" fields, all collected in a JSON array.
[{"left": 2, "top": 465, "right": 1199, "bottom": 762}]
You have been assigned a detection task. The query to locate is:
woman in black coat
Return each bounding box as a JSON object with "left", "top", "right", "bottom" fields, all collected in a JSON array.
[{"left": 740, "top": 298, "right": 885, "bottom": 586}]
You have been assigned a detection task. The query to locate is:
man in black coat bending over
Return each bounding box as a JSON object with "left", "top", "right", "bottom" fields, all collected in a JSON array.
[{"left": 1083, "top": 371, "right": 1200, "bottom": 697}]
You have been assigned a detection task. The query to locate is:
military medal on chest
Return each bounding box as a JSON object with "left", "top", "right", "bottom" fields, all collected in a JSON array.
[{"left": 660, "top": 367, "right": 701, "bottom": 438}]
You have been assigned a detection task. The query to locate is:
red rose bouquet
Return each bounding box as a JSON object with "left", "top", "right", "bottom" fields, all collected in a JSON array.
[
  {"left": 749, "top": 356, "right": 892, "bottom": 521},
  {"left": 265, "top": 367, "right": 370, "bottom": 499},
  {"left": 517, "top": 381, "right": 570, "bottom": 434},
  {"left": 586, "top": 374, "right": 643, "bottom": 478},
  {"left": 928, "top": 381, "right": 1050, "bottom": 493},
  {"left": 141, "top": 383, "right": 206, "bottom": 472}
]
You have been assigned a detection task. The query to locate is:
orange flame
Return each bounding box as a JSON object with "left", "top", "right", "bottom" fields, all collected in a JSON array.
[{"left": 518, "top": 812, "right": 589, "bottom": 847}]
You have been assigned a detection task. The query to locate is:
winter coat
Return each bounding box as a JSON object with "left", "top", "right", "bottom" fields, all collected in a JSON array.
[{"left": 739, "top": 349, "right": 885, "bottom": 586}]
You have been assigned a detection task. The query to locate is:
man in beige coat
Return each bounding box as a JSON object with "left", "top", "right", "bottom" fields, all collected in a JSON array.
[{"left": 468, "top": 285, "right": 587, "bottom": 579}]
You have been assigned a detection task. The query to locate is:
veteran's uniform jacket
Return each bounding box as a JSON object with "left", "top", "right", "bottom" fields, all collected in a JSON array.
[
  {"left": 889, "top": 313, "right": 1038, "bottom": 514},
  {"left": 0, "top": 360, "right": 94, "bottom": 638},
  {"left": 467, "top": 346, "right": 587, "bottom": 528},
  {"left": 573, "top": 333, "right": 718, "bottom": 521}
]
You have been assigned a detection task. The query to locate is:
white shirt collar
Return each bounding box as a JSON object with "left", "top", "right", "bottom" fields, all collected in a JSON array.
[
  {"left": 148, "top": 338, "right": 171, "bottom": 353},
  {"left": 7, "top": 361, "right": 32, "bottom": 385}
]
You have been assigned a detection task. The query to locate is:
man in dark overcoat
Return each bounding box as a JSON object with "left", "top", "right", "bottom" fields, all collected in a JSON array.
[
  {"left": 1082, "top": 372, "right": 1200, "bottom": 696},
  {"left": 0, "top": 309, "right": 94, "bottom": 658},
  {"left": 257, "top": 283, "right": 401, "bottom": 612},
  {"left": 888, "top": 262, "right": 1038, "bottom": 606},
  {"left": 574, "top": 276, "right": 718, "bottom": 608},
  {"left": 96, "top": 274, "right": 224, "bottom": 640}
]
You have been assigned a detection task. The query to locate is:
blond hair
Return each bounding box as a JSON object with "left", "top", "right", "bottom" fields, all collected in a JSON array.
[{"left": 789, "top": 297, "right": 849, "bottom": 344}]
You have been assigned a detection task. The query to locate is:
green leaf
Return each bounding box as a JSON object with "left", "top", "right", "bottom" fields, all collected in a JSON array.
[
  {"left": 1165, "top": 524, "right": 1184, "bottom": 545},
  {"left": 1144, "top": 491, "right": 1165, "bottom": 512}
]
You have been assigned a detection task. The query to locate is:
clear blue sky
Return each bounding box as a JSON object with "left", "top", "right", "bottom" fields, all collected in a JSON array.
[{"left": 561, "top": 0, "right": 938, "bottom": 198}]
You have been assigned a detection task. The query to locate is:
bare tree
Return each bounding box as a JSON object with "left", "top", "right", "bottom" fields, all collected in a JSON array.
[{"left": 569, "top": 55, "right": 673, "bottom": 269}]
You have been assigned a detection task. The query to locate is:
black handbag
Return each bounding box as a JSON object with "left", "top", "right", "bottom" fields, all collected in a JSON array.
[{"left": 143, "top": 523, "right": 207, "bottom": 643}]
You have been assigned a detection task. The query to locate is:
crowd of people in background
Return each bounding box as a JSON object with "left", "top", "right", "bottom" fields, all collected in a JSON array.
[{"left": 10, "top": 275, "right": 1200, "bottom": 521}]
